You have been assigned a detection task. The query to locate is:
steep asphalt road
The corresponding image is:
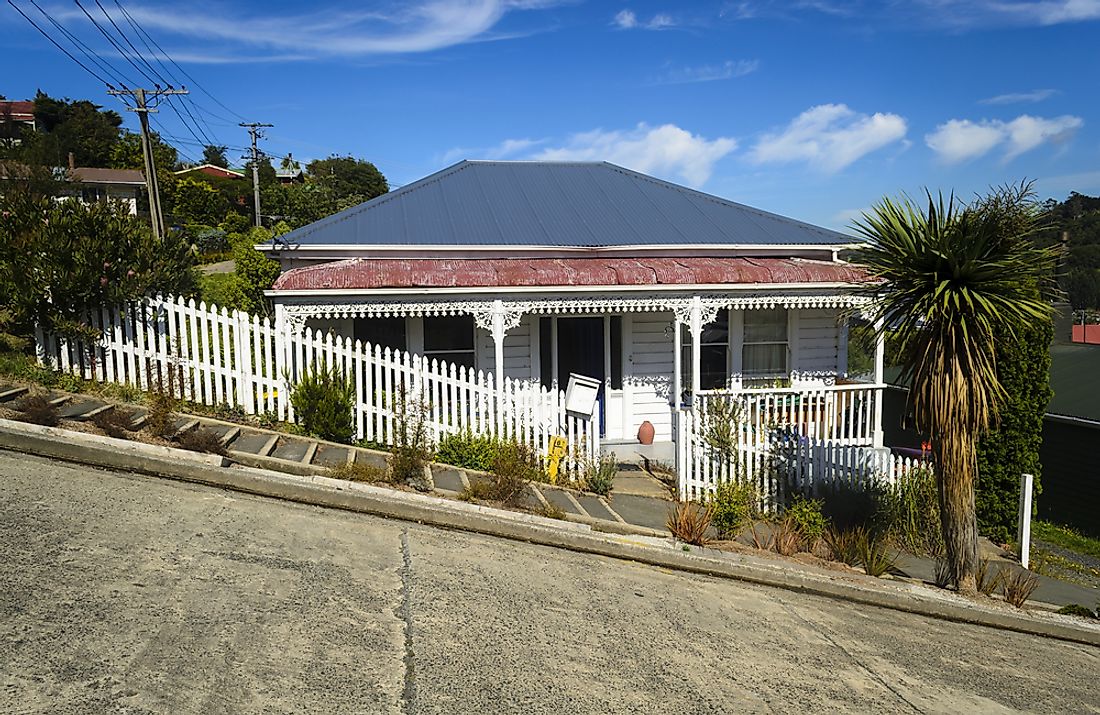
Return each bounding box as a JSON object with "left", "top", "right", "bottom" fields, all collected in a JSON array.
[{"left": 0, "top": 450, "right": 1096, "bottom": 714}]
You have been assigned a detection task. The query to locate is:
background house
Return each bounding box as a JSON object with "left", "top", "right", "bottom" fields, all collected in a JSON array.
[{"left": 0, "top": 100, "right": 38, "bottom": 145}]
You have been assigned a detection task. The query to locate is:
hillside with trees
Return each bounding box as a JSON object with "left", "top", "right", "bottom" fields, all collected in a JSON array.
[
  {"left": 2, "top": 89, "right": 389, "bottom": 316},
  {"left": 1037, "top": 192, "right": 1100, "bottom": 310}
]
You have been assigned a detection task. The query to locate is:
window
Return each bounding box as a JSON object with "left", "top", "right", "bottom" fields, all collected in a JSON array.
[
  {"left": 354, "top": 317, "right": 406, "bottom": 353},
  {"left": 742, "top": 308, "right": 788, "bottom": 380},
  {"left": 423, "top": 315, "right": 475, "bottom": 370},
  {"left": 680, "top": 308, "right": 729, "bottom": 393}
]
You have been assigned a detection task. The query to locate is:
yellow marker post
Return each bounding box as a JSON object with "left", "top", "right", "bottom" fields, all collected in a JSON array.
[{"left": 546, "top": 435, "right": 568, "bottom": 484}]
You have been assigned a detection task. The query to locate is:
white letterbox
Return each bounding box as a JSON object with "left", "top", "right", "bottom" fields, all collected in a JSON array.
[{"left": 564, "top": 373, "right": 601, "bottom": 416}]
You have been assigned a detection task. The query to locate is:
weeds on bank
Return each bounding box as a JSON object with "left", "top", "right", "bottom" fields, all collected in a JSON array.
[
  {"left": 15, "top": 393, "right": 60, "bottom": 427},
  {"left": 326, "top": 461, "right": 397, "bottom": 485},
  {"left": 1001, "top": 569, "right": 1041, "bottom": 608},
  {"left": 174, "top": 427, "right": 228, "bottom": 456},
  {"left": 667, "top": 501, "right": 713, "bottom": 546},
  {"left": 91, "top": 407, "right": 135, "bottom": 438}
]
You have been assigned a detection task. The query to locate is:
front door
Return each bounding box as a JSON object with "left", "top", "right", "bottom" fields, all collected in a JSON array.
[{"left": 556, "top": 317, "right": 605, "bottom": 424}]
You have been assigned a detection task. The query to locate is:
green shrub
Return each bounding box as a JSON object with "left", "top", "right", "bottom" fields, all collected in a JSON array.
[
  {"left": 825, "top": 526, "right": 864, "bottom": 566},
  {"left": 289, "top": 364, "right": 354, "bottom": 444},
  {"left": 145, "top": 371, "right": 179, "bottom": 438},
  {"left": 877, "top": 467, "right": 944, "bottom": 556},
  {"left": 582, "top": 453, "right": 617, "bottom": 496},
  {"left": 390, "top": 393, "right": 433, "bottom": 490},
  {"left": 857, "top": 531, "right": 898, "bottom": 577},
  {"left": 462, "top": 441, "right": 539, "bottom": 506},
  {"left": 709, "top": 479, "right": 758, "bottom": 539},
  {"left": 976, "top": 319, "right": 1052, "bottom": 545},
  {"left": 818, "top": 481, "right": 882, "bottom": 532},
  {"left": 1056, "top": 604, "right": 1097, "bottom": 619},
  {"left": 436, "top": 431, "right": 499, "bottom": 472},
  {"left": 785, "top": 495, "right": 827, "bottom": 544}
]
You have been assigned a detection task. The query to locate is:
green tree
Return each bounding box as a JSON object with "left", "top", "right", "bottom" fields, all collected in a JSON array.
[
  {"left": 0, "top": 188, "right": 198, "bottom": 340},
  {"left": 306, "top": 155, "right": 387, "bottom": 203},
  {"left": 23, "top": 91, "right": 122, "bottom": 167},
  {"left": 229, "top": 227, "right": 280, "bottom": 316},
  {"left": 202, "top": 144, "right": 229, "bottom": 167},
  {"left": 110, "top": 130, "right": 179, "bottom": 172},
  {"left": 854, "top": 186, "right": 1058, "bottom": 594},
  {"left": 969, "top": 185, "right": 1055, "bottom": 545},
  {"left": 164, "top": 176, "right": 228, "bottom": 226}
]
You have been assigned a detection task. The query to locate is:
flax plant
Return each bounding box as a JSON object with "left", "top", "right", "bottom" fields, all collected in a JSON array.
[{"left": 853, "top": 184, "right": 1057, "bottom": 594}]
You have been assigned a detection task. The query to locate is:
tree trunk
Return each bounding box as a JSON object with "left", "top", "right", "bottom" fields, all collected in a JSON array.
[{"left": 936, "top": 431, "right": 980, "bottom": 594}]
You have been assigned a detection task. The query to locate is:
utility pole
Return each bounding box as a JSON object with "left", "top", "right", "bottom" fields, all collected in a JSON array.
[
  {"left": 240, "top": 122, "right": 274, "bottom": 227},
  {"left": 107, "top": 87, "right": 187, "bottom": 241}
]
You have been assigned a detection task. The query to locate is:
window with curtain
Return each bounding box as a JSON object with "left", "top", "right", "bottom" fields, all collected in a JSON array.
[
  {"left": 423, "top": 315, "right": 476, "bottom": 370},
  {"left": 742, "top": 307, "right": 788, "bottom": 379},
  {"left": 680, "top": 308, "right": 729, "bottom": 394}
]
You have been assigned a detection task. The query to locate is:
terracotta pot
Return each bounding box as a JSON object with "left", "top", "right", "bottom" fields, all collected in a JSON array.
[{"left": 637, "top": 420, "right": 655, "bottom": 445}]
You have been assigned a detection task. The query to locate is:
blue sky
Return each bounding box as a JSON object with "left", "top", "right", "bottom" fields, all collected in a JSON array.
[{"left": 2, "top": 0, "right": 1099, "bottom": 230}]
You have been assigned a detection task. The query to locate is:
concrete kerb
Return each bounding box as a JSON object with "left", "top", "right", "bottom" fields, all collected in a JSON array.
[{"left": 1, "top": 417, "right": 1098, "bottom": 648}]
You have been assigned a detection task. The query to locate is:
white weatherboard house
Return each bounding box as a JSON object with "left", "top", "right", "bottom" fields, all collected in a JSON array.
[{"left": 263, "top": 161, "right": 885, "bottom": 468}]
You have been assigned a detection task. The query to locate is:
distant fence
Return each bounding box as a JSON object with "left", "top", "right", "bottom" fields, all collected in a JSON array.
[
  {"left": 676, "top": 404, "right": 925, "bottom": 509},
  {"left": 35, "top": 296, "right": 599, "bottom": 468}
]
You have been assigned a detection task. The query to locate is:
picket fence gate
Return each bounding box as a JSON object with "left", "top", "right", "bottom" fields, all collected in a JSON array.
[
  {"left": 676, "top": 404, "right": 925, "bottom": 509},
  {"left": 36, "top": 296, "right": 599, "bottom": 469}
]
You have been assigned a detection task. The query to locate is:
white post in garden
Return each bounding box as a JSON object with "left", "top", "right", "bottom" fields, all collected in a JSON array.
[
  {"left": 1018, "top": 472, "right": 1034, "bottom": 569},
  {"left": 872, "top": 317, "right": 886, "bottom": 448}
]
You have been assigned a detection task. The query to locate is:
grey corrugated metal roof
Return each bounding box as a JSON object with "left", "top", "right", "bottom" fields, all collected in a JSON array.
[{"left": 279, "top": 160, "right": 856, "bottom": 248}]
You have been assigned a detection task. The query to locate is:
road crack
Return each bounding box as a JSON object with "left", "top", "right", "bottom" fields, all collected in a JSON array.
[
  {"left": 398, "top": 527, "right": 417, "bottom": 715},
  {"left": 778, "top": 597, "right": 925, "bottom": 714}
]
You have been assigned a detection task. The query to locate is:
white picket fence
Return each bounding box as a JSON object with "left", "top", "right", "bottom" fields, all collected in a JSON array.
[
  {"left": 36, "top": 295, "right": 599, "bottom": 468},
  {"left": 676, "top": 397, "right": 925, "bottom": 509}
]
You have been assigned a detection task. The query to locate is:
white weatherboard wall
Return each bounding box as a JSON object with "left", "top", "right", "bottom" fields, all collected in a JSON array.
[
  {"left": 624, "top": 311, "right": 676, "bottom": 442},
  {"left": 793, "top": 308, "right": 842, "bottom": 377}
]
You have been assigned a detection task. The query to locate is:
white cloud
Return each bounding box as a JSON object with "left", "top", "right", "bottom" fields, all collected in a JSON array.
[
  {"left": 613, "top": 9, "right": 638, "bottom": 28},
  {"left": 58, "top": 0, "right": 562, "bottom": 62},
  {"left": 979, "top": 88, "right": 1058, "bottom": 105},
  {"left": 748, "top": 104, "right": 908, "bottom": 172},
  {"left": 925, "top": 114, "right": 1084, "bottom": 163},
  {"left": 439, "top": 123, "right": 735, "bottom": 186},
  {"left": 655, "top": 59, "right": 760, "bottom": 84},
  {"left": 525, "top": 124, "right": 734, "bottom": 186},
  {"left": 992, "top": 0, "right": 1100, "bottom": 25},
  {"left": 612, "top": 8, "right": 679, "bottom": 29}
]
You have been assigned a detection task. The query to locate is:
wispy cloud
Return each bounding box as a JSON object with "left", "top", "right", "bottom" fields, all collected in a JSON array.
[
  {"left": 449, "top": 123, "right": 736, "bottom": 186},
  {"left": 439, "top": 137, "right": 545, "bottom": 164},
  {"left": 979, "top": 88, "right": 1059, "bottom": 105},
  {"left": 532, "top": 124, "right": 736, "bottom": 186},
  {"left": 55, "top": 0, "right": 563, "bottom": 63},
  {"left": 654, "top": 59, "right": 760, "bottom": 84},
  {"left": 724, "top": 0, "right": 1100, "bottom": 27},
  {"left": 925, "top": 114, "right": 1083, "bottom": 163},
  {"left": 748, "top": 104, "right": 908, "bottom": 172},
  {"left": 612, "top": 8, "right": 679, "bottom": 29}
]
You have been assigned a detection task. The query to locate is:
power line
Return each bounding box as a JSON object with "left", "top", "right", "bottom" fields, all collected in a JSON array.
[
  {"left": 74, "top": 0, "right": 160, "bottom": 88},
  {"left": 6, "top": 0, "right": 117, "bottom": 89},
  {"left": 91, "top": 0, "right": 168, "bottom": 86},
  {"left": 112, "top": 0, "right": 247, "bottom": 123},
  {"left": 25, "top": 0, "right": 137, "bottom": 92}
]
